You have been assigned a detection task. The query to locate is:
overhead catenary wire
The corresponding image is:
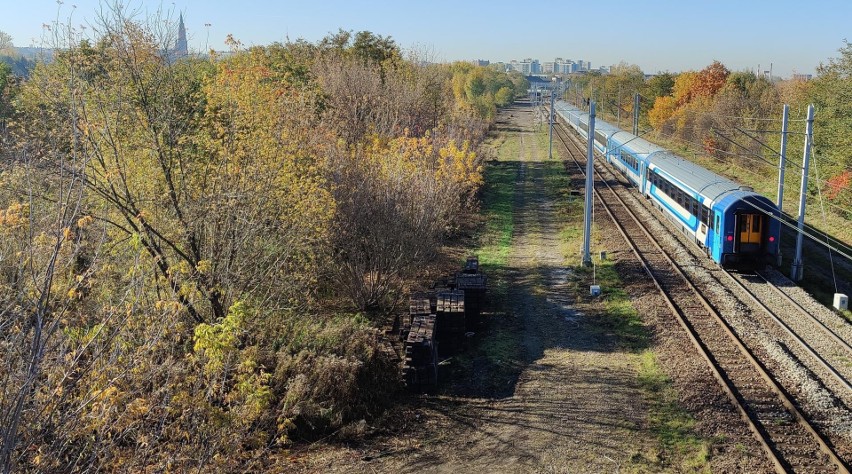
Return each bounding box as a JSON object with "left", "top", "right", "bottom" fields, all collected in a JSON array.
[
  {"left": 736, "top": 198, "right": 852, "bottom": 261},
  {"left": 811, "top": 153, "right": 840, "bottom": 293},
  {"left": 657, "top": 127, "right": 852, "bottom": 202},
  {"left": 563, "top": 101, "right": 852, "bottom": 254}
]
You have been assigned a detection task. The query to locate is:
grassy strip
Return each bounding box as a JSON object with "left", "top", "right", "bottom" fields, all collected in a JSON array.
[
  {"left": 496, "top": 132, "right": 520, "bottom": 163},
  {"left": 637, "top": 351, "right": 712, "bottom": 472},
  {"left": 440, "top": 119, "right": 524, "bottom": 396},
  {"left": 586, "top": 259, "right": 649, "bottom": 352},
  {"left": 478, "top": 129, "right": 521, "bottom": 269},
  {"left": 556, "top": 170, "right": 711, "bottom": 471},
  {"left": 571, "top": 257, "right": 711, "bottom": 471},
  {"left": 477, "top": 163, "right": 516, "bottom": 268},
  {"left": 535, "top": 126, "right": 559, "bottom": 162}
]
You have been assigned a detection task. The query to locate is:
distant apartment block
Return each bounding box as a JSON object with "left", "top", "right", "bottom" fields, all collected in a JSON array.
[{"left": 508, "top": 58, "right": 541, "bottom": 75}]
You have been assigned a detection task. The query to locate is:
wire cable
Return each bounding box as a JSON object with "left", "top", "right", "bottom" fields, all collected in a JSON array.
[{"left": 812, "top": 153, "right": 840, "bottom": 293}]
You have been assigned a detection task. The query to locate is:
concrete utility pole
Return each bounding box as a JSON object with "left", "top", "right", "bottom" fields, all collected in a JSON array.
[
  {"left": 617, "top": 84, "right": 621, "bottom": 127},
  {"left": 632, "top": 93, "right": 640, "bottom": 136},
  {"left": 776, "top": 104, "right": 789, "bottom": 266},
  {"left": 548, "top": 88, "right": 555, "bottom": 159},
  {"left": 791, "top": 104, "right": 814, "bottom": 281},
  {"left": 582, "top": 102, "right": 596, "bottom": 267}
]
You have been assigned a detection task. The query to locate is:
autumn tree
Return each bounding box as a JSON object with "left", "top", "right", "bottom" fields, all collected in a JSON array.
[
  {"left": 648, "top": 95, "right": 677, "bottom": 130},
  {"left": 0, "top": 61, "right": 12, "bottom": 137},
  {"left": 0, "top": 31, "right": 12, "bottom": 55},
  {"left": 645, "top": 72, "right": 675, "bottom": 99},
  {"left": 809, "top": 40, "right": 852, "bottom": 212},
  {"left": 0, "top": 20, "right": 90, "bottom": 472},
  {"left": 1, "top": 4, "right": 503, "bottom": 471},
  {"left": 4, "top": 6, "right": 337, "bottom": 470},
  {"left": 693, "top": 60, "right": 730, "bottom": 98}
]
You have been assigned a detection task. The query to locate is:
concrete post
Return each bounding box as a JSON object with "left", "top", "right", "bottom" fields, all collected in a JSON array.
[
  {"left": 791, "top": 104, "right": 814, "bottom": 281},
  {"left": 633, "top": 93, "right": 640, "bottom": 136},
  {"left": 582, "top": 102, "right": 596, "bottom": 267},
  {"left": 776, "top": 104, "right": 789, "bottom": 266},
  {"left": 549, "top": 89, "right": 555, "bottom": 159}
]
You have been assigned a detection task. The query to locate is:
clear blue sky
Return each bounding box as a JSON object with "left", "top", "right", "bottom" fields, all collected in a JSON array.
[{"left": 2, "top": 0, "right": 849, "bottom": 77}]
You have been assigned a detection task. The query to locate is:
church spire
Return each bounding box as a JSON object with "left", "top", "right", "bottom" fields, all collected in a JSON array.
[{"left": 175, "top": 13, "right": 188, "bottom": 58}]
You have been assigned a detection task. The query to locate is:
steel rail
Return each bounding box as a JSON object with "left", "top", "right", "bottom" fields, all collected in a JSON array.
[{"left": 549, "top": 108, "right": 849, "bottom": 473}]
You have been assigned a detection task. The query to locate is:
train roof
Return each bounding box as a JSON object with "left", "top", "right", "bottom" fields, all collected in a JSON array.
[
  {"left": 646, "top": 151, "right": 747, "bottom": 206},
  {"left": 554, "top": 102, "right": 621, "bottom": 138},
  {"left": 609, "top": 131, "right": 666, "bottom": 157},
  {"left": 555, "top": 101, "right": 777, "bottom": 212}
]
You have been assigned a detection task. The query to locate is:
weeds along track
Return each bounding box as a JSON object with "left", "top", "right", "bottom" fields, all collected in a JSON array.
[{"left": 548, "top": 111, "right": 849, "bottom": 473}]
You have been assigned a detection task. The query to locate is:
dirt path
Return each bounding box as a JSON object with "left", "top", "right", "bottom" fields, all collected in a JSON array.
[
  {"left": 362, "top": 104, "right": 657, "bottom": 472},
  {"left": 292, "top": 102, "right": 753, "bottom": 473},
  {"left": 424, "top": 106, "right": 654, "bottom": 472}
]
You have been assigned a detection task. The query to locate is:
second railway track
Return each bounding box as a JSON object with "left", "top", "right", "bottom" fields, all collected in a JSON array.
[{"left": 548, "top": 107, "right": 850, "bottom": 473}]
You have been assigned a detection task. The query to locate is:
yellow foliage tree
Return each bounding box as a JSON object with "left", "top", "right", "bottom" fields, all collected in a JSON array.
[{"left": 648, "top": 96, "right": 677, "bottom": 130}]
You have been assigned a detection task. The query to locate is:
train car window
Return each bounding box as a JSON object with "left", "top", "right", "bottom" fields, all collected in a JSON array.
[
  {"left": 715, "top": 215, "right": 720, "bottom": 230},
  {"left": 753, "top": 216, "right": 761, "bottom": 232}
]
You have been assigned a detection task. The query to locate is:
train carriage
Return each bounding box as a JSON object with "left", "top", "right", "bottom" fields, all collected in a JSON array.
[
  {"left": 554, "top": 101, "right": 780, "bottom": 268},
  {"left": 606, "top": 131, "right": 667, "bottom": 190}
]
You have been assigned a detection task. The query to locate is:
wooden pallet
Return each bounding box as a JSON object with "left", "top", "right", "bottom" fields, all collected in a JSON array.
[
  {"left": 455, "top": 273, "right": 487, "bottom": 329},
  {"left": 403, "top": 314, "right": 438, "bottom": 392},
  {"left": 436, "top": 290, "right": 465, "bottom": 353},
  {"left": 463, "top": 255, "right": 480, "bottom": 274}
]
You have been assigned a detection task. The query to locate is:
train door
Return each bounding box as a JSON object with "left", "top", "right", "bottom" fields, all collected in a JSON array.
[
  {"left": 711, "top": 212, "right": 723, "bottom": 263},
  {"left": 737, "top": 213, "right": 763, "bottom": 253},
  {"left": 696, "top": 205, "right": 709, "bottom": 248}
]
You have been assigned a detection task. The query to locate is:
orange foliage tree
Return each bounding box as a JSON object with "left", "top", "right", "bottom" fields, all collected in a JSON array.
[{"left": 693, "top": 61, "right": 730, "bottom": 99}]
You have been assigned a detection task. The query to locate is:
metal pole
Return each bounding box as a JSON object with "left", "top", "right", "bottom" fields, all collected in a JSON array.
[
  {"left": 582, "top": 102, "right": 596, "bottom": 267},
  {"left": 776, "top": 104, "right": 789, "bottom": 266},
  {"left": 548, "top": 89, "right": 555, "bottom": 159},
  {"left": 633, "top": 93, "right": 640, "bottom": 136},
  {"left": 791, "top": 104, "right": 814, "bottom": 281},
  {"left": 617, "top": 84, "right": 621, "bottom": 128}
]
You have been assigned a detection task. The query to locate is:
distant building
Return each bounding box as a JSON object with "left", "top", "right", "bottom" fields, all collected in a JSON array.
[
  {"left": 529, "top": 59, "right": 541, "bottom": 74},
  {"left": 527, "top": 75, "right": 554, "bottom": 91},
  {"left": 792, "top": 73, "right": 812, "bottom": 81},
  {"left": 471, "top": 59, "right": 490, "bottom": 67},
  {"left": 171, "top": 13, "right": 188, "bottom": 60},
  {"left": 501, "top": 56, "right": 599, "bottom": 75}
]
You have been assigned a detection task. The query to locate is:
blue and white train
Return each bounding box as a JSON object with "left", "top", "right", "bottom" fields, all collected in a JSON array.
[{"left": 554, "top": 101, "right": 780, "bottom": 267}]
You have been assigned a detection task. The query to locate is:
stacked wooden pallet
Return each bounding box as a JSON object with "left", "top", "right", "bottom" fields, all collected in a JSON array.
[
  {"left": 402, "top": 314, "right": 438, "bottom": 392},
  {"left": 401, "top": 255, "right": 488, "bottom": 392}
]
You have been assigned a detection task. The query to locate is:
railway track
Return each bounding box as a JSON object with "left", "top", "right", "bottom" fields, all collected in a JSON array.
[
  {"left": 727, "top": 270, "right": 852, "bottom": 394},
  {"left": 549, "top": 111, "right": 849, "bottom": 473}
]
